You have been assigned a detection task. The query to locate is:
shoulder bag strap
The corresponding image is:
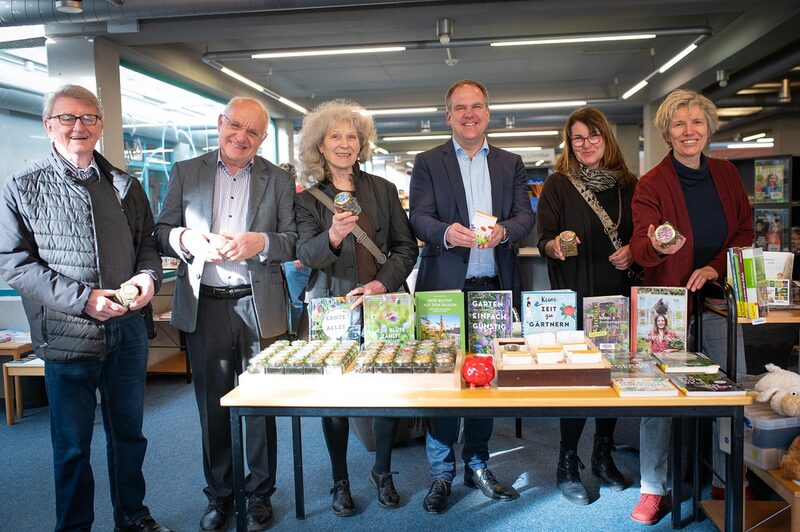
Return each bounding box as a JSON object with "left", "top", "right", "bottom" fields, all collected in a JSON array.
[
  {"left": 307, "top": 186, "right": 387, "bottom": 265},
  {"left": 566, "top": 177, "right": 623, "bottom": 250}
]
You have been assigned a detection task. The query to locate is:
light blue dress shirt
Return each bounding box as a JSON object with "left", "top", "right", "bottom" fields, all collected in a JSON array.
[{"left": 453, "top": 138, "right": 496, "bottom": 278}]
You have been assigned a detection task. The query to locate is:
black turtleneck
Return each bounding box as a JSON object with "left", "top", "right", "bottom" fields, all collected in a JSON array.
[{"left": 673, "top": 153, "right": 728, "bottom": 269}]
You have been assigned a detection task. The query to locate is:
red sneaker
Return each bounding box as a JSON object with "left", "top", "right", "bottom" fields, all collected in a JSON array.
[
  {"left": 631, "top": 493, "right": 672, "bottom": 525},
  {"left": 710, "top": 485, "right": 755, "bottom": 500}
]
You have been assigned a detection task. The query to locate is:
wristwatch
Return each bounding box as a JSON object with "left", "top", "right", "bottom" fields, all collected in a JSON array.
[{"left": 500, "top": 224, "right": 509, "bottom": 243}]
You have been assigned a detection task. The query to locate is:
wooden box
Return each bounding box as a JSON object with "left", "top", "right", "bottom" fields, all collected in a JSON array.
[{"left": 493, "top": 338, "right": 611, "bottom": 388}]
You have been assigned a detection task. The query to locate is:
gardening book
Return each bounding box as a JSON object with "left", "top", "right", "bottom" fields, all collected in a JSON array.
[
  {"left": 307, "top": 296, "right": 362, "bottom": 342},
  {"left": 582, "top": 295, "right": 629, "bottom": 353},
  {"left": 630, "top": 286, "right": 687, "bottom": 354},
  {"left": 607, "top": 352, "right": 661, "bottom": 378},
  {"left": 741, "top": 246, "right": 769, "bottom": 319},
  {"left": 667, "top": 373, "right": 746, "bottom": 396},
  {"left": 415, "top": 290, "right": 466, "bottom": 353},
  {"left": 467, "top": 290, "right": 513, "bottom": 355},
  {"left": 521, "top": 289, "right": 577, "bottom": 336},
  {"left": 612, "top": 376, "right": 679, "bottom": 397},
  {"left": 652, "top": 351, "right": 720, "bottom": 374},
  {"left": 362, "top": 292, "right": 415, "bottom": 344}
]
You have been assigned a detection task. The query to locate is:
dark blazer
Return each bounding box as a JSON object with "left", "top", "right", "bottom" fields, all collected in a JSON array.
[
  {"left": 154, "top": 150, "right": 297, "bottom": 338},
  {"left": 295, "top": 167, "right": 418, "bottom": 300},
  {"left": 409, "top": 140, "right": 535, "bottom": 306}
]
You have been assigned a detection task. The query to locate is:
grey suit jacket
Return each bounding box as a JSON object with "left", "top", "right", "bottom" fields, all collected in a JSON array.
[{"left": 154, "top": 150, "right": 297, "bottom": 338}]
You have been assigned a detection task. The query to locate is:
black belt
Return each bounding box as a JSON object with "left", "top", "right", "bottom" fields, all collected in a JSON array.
[
  {"left": 464, "top": 276, "right": 499, "bottom": 288},
  {"left": 200, "top": 284, "right": 252, "bottom": 299}
]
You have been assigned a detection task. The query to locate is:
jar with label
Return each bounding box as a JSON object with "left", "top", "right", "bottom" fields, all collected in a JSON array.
[
  {"left": 559, "top": 230, "right": 579, "bottom": 257},
  {"left": 654, "top": 222, "right": 682, "bottom": 247},
  {"left": 333, "top": 191, "right": 362, "bottom": 215}
]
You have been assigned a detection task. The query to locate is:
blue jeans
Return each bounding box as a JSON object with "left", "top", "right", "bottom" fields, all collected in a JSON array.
[
  {"left": 282, "top": 262, "right": 311, "bottom": 335},
  {"left": 44, "top": 316, "right": 150, "bottom": 531},
  {"left": 426, "top": 417, "right": 493, "bottom": 482}
]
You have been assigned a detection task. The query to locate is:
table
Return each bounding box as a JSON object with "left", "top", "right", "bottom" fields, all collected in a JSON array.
[
  {"left": 0, "top": 340, "right": 34, "bottom": 425},
  {"left": 222, "top": 384, "right": 752, "bottom": 532}
]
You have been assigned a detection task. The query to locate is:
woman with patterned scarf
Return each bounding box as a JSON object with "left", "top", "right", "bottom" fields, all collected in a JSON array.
[{"left": 537, "top": 107, "right": 639, "bottom": 505}]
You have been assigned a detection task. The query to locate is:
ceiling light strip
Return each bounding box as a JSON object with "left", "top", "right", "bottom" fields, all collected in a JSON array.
[
  {"left": 383, "top": 134, "right": 452, "bottom": 142},
  {"left": 490, "top": 100, "right": 587, "bottom": 110},
  {"left": 488, "top": 131, "right": 559, "bottom": 138},
  {"left": 214, "top": 64, "right": 307, "bottom": 114},
  {"left": 252, "top": 46, "right": 405, "bottom": 59},
  {"left": 657, "top": 44, "right": 698, "bottom": 73},
  {"left": 366, "top": 107, "right": 438, "bottom": 116},
  {"left": 622, "top": 80, "right": 649, "bottom": 100},
  {"left": 491, "top": 34, "right": 656, "bottom": 47},
  {"left": 742, "top": 132, "right": 766, "bottom": 142}
]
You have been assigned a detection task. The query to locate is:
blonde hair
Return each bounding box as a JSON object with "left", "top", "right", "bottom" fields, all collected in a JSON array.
[
  {"left": 654, "top": 89, "right": 719, "bottom": 146},
  {"left": 298, "top": 99, "right": 376, "bottom": 185},
  {"left": 554, "top": 106, "right": 636, "bottom": 185}
]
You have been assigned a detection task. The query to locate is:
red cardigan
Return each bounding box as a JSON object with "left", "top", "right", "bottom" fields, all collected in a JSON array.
[{"left": 630, "top": 152, "right": 754, "bottom": 287}]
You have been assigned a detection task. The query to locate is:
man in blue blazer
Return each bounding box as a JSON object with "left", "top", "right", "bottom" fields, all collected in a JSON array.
[
  {"left": 410, "top": 80, "right": 534, "bottom": 514},
  {"left": 154, "top": 97, "right": 296, "bottom": 532}
]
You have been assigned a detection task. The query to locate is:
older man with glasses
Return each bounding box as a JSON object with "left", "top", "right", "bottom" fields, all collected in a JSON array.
[
  {"left": 154, "top": 97, "right": 297, "bottom": 532},
  {"left": 0, "top": 84, "right": 169, "bottom": 532}
]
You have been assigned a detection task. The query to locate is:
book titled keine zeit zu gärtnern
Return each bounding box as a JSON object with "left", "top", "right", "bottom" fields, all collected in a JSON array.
[
  {"left": 467, "top": 290, "right": 513, "bottom": 355},
  {"left": 520, "top": 290, "right": 577, "bottom": 336},
  {"left": 307, "top": 296, "right": 361, "bottom": 341},
  {"left": 362, "top": 292, "right": 415, "bottom": 344},
  {"left": 415, "top": 290, "right": 466, "bottom": 353}
]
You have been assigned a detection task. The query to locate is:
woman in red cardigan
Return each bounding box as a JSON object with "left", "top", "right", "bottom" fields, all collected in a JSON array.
[{"left": 628, "top": 89, "right": 754, "bottom": 525}]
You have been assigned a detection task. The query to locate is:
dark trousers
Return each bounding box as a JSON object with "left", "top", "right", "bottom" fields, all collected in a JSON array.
[
  {"left": 44, "top": 316, "right": 150, "bottom": 531},
  {"left": 560, "top": 418, "right": 618, "bottom": 451},
  {"left": 186, "top": 294, "right": 278, "bottom": 501},
  {"left": 425, "top": 275, "right": 500, "bottom": 482}
]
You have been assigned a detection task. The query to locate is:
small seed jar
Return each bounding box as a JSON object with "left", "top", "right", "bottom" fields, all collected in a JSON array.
[
  {"left": 654, "top": 222, "right": 682, "bottom": 247},
  {"left": 333, "top": 191, "right": 362, "bottom": 215},
  {"left": 208, "top": 233, "right": 228, "bottom": 250},
  {"left": 559, "top": 230, "right": 579, "bottom": 257},
  {"left": 113, "top": 283, "right": 140, "bottom": 307}
]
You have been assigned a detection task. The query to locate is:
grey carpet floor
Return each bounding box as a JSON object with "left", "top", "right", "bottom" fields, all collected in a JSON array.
[{"left": 0, "top": 376, "right": 720, "bottom": 531}]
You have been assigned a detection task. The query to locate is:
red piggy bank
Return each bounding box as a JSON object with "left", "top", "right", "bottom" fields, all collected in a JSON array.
[{"left": 462, "top": 356, "right": 495, "bottom": 389}]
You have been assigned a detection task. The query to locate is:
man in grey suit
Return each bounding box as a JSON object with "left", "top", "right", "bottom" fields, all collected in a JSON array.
[{"left": 154, "top": 97, "right": 297, "bottom": 532}]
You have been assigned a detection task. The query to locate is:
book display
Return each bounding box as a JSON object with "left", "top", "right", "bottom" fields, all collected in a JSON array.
[
  {"left": 727, "top": 246, "right": 769, "bottom": 318},
  {"left": 582, "top": 295, "right": 629, "bottom": 353},
  {"left": 612, "top": 376, "right": 679, "bottom": 397},
  {"left": 415, "top": 290, "right": 466, "bottom": 353},
  {"left": 466, "top": 290, "right": 513, "bottom": 355},
  {"left": 307, "top": 296, "right": 361, "bottom": 341},
  {"left": 520, "top": 289, "right": 577, "bottom": 335},
  {"left": 630, "top": 286, "right": 688, "bottom": 354}
]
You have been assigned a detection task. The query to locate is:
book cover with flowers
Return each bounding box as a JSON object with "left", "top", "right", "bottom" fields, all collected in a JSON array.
[
  {"left": 521, "top": 290, "right": 577, "bottom": 336},
  {"left": 363, "top": 292, "right": 415, "bottom": 344},
  {"left": 582, "top": 295, "right": 629, "bottom": 353},
  {"left": 415, "top": 290, "right": 466, "bottom": 353},
  {"left": 466, "top": 290, "right": 513, "bottom": 355}
]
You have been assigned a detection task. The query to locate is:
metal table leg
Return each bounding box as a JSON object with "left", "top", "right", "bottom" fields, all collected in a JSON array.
[
  {"left": 230, "top": 408, "right": 247, "bottom": 532},
  {"left": 672, "top": 418, "right": 683, "bottom": 529},
  {"left": 292, "top": 416, "right": 305, "bottom": 519},
  {"left": 726, "top": 406, "right": 744, "bottom": 532}
]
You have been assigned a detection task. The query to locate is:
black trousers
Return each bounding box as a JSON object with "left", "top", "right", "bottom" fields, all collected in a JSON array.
[{"left": 186, "top": 294, "right": 278, "bottom": 501}]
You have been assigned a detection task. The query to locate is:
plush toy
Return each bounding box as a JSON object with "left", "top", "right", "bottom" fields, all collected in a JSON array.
[
  {"left": 462, "top": 356, "right": 495, "bottom": 389},
  {"left": 755, "top": 363, "right": 800, "bottom": 416},
  {"left": 780, "top": 435, "right": 800, "bottom": 480}
]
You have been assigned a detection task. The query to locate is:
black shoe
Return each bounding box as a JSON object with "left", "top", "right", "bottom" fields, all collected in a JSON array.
[
  {"left": 369, "top": 468, "right": 400, "bottom": 508},
  {"left": 114, "top": 516, "right": 173, "bottom": 532},
  {"left": 423, "top": 479, "right": 451, "bottom": 514},
  {"left": 466, "top": 468, "right": 519, "bottom": 501},
  {"left": 557, "top": 448, "right": 590, "bottom": 505},
  {"left": 591, "top": 435, "right": 627, "bottom": 491},
  {"left": 246, "top": 494, "right": 273, "bottom": 531},
  {"left": 330, "top": 479, "right": 356, "bottom": 517},
  {"left": 200, "top": 499, "right": 233, "bottom": 532}
]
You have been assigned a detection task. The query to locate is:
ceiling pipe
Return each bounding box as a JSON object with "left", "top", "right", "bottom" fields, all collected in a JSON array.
[
  {"left": 705, "top": 41, "right": 800, "bottom": 101},
  {"left": 715, "top": 94, "right": 798, "bottom": 107}
]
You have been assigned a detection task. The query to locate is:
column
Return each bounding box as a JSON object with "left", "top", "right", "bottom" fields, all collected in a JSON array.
[
  {"left": 771, "top": 118, "right": 800, "bottom": 155},
  {"left": 274, "top": 118, "right": 295, "bottom": 167},
  {"left": 45, "top": 36, "right": 124, "bottom": 167},
  {"left": 614, "top": 124, "right": 641, "bottom": 177},
  {"left": 643, "top": 100, "right": 668, "bottom": 174}
]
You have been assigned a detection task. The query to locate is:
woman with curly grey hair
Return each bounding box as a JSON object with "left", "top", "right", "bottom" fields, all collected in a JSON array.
[{"left": 294, "top": 99, "right": 418, "bottom": 516}]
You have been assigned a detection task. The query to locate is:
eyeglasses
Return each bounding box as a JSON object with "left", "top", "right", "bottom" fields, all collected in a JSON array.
[
  {"left": 570, "top": 132, "right": 602, "bottom": 147},
  {"left": 47, "top": 114, "right": 102, "bottom": 126},
  {"left": 221, "top": 115, "right": 265, "bottom": 140}
]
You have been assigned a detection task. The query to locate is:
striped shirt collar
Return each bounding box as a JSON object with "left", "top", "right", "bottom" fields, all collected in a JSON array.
[{"left": 216, "top": 153, "right": 254, "bottom": 176}]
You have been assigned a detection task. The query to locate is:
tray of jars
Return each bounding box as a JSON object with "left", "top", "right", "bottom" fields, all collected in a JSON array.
[
  {"left": 238, "top": 338, "right": 462, "bottom": 392},
  {"left": 493, "top": 334, "right": 610, "bottom": 388}
]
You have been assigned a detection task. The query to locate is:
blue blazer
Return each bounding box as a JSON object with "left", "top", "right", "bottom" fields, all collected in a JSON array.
[{"left": 409, "top": 140, "right": 534, "bottom": 307}]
